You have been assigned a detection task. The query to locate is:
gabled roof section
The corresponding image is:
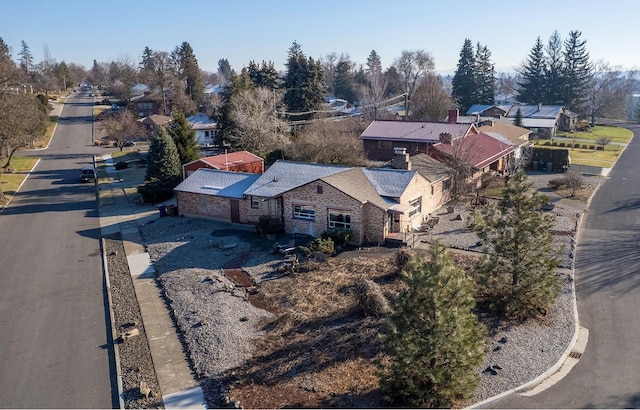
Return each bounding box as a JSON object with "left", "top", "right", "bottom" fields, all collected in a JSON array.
[
  {"left": 244, "top": 160, "right": 352, "bottom": 198},
  {"left": 505, "top": 104, "right": 563, "bottom": 119},
  {"left": 187, "top": 112, "right": 217, "bottom": 130},
  {"left": 139, "top": 114, "right": 172, "bottom": 126},
  {"left": 321, "top": 168, "right": 389, "bottom": 210},
  {"left": 409, "top": 153, "right": 453, "bottom": 183},
  {"left": 359, "top": 120, "right": 477, "bottom": 143},
  {"left": 185, "top": 151, "right": 263, "bottom": 170},
  {"left": 478, "top": 122, "right": 531, "bottom": 145},
  {"left": 174, "top": 168, "right": 260, "bottom": 198},
  {"left": 465, "top": 104, "right": 508, "bottom": 115},
  {"left": 361, "top": 168, "right": 416, "bottom": 198},
  {"left": 432, "top": 132, "right": 515, "bottom": 170}
]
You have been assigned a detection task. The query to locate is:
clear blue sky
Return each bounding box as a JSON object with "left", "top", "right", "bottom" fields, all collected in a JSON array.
[{"left": 3, "top": 0, "right": 638, "bottom": 76}]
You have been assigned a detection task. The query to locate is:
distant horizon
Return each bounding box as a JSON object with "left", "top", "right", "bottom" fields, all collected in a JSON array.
[{"left": 3, "top": 0, "right": 638, "bottom": 76}]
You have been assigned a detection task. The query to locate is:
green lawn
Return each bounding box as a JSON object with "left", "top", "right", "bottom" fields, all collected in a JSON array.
[
  {"left": 556, "top": 125, "right": 633, "bottom": 144},
  {"left": 1, "top": 157, "right": 39, "bottom": 199}
]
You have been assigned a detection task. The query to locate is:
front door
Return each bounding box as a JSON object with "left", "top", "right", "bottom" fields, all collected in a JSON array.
[{"left": 230, "top": 199, "right": 240, "bottom": 223}]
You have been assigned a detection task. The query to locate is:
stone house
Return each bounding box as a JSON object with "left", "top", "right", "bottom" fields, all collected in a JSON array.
[{"left": 174, "top": 159, "right": 453, "bottom": 245}]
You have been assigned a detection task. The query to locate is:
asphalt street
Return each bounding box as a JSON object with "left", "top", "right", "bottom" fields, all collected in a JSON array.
[{"left": 0, "top": 91, "right": 119, "bottom": 408}]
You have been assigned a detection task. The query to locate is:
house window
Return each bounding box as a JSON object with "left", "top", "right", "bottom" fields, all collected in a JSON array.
[
  {"left": 409, "top": 197, "right": 421, "bottom": 218},
  {"left": 442, "top": 178, "right": 451, "bottom": 191},
  {"left": 251, "top": 196, "right": 259, "bottom": 209},
  {"left": 293, "top": 204, "right": 315, "bottom": 220},
  {"left": 317, "top": 185, "right": 323, "bottom": 194},
  {"left": 328, "top": 209, "right": 351, "bottom": 229},
  {"left": 138, "top": 102, "right": 153, "bottom": 110},
  {"left": 199, "top": 194, "right": 207, "bottom": 209},
  {"left": 377, "top": 140, "right": 393, "bottom": 149}
]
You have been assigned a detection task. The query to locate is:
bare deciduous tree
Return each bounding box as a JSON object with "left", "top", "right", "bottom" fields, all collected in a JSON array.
[
  {"left": 409, "top": 73, "right": 453, "bottom": 121},
  {"left": 392, "top": 50, "right": 435, "bottom": 116},
  {"left": 228, "top": 87, "right": 286, "bottom": 158},
  {"left": 595, "top": 135, "right": 612, "bottom": 150},
  {"left": 98, "top": 109, "right": 143, "bottom": 150}
]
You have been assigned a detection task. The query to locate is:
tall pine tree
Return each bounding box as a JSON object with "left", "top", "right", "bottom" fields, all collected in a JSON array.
[
  {"left": 380, "top": 241, "right": 486, "bottom": 408},
  {"left": 470, "top": 170, "right": 561, "bottom": 320},
  {"left": 169, "top": 111, "right": 199, "bottom": 165},
  {"left": 544, "top": 30, "right": 564, "bottom": 104},
  {"left": 561, "top": 30, "right": 593, "bottom": 114},
  {"left": 452, "top": 39, "right": 478, "bottom": 113},
  {"left": 475, "top": 43, "right": 495, "bottom": 105},
  {"left": 517, "top": 37, "right": 547, "bottom": 104},
  {"left": 283, "top": 41, "right": 325, "bottom": 119},
  {"left": 145, "top": 127, "right": 182, "bottom": 182},
  {"left": 333, "top": 56, "right": 357, "bottom": 103},
  {"left": 177, "top": 41, "right": 204, "bottom": 106}
]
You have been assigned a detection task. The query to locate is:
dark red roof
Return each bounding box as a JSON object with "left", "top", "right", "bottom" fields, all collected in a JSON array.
[
  {"left": 431, "top": 132, "right": 514, "bottom": 170},
  {"left": 199, "top": 151, "right": 263, "bottom": 170}
]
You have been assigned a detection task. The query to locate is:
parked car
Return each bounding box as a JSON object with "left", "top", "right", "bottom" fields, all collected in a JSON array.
[{"left": 80, "top": 166, "right": 96, "bottom": 182}]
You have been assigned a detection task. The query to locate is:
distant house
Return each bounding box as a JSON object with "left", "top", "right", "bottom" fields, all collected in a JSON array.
[
  {"left": 186, "top": 112, "right": 218, "bottom": 146},
  {"left": 175, "top": 160, "right": 450, "bottom": 245},
  {"left": 430, "top": 131, "right": 515, "bottom": 185},
  {"left": 359, "top": 119, "right": 478, "bottom": 161},
  {"left": 139, "top": 114, "right": 172, "bottom": 134},
  {"left": 182, "top": 151, "right": 264, "bottom": 179},
  {"left": 465, "top": 105, "right": 509, "bottom": 118},
  {"left": 132, "top": 93, "right": 165, "bottom": 117}
]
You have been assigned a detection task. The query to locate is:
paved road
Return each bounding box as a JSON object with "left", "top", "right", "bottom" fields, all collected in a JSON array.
[
  {"left": 491, "top": 123, "right": 640, "bottom": 408},
  {"left": 0, "top": 91, "right": 119, "bottom": 408}
]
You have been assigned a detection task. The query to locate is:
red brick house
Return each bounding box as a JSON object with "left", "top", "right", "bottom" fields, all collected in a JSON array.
[
  {"left": 182, "top": 151, "right": 264, "bottom": 179},
  {"left": 359, "top": 120, "right": 478, "bottom": 161},
  {"left": 174, "top": 160, "right": 449, "bottom": 245}
]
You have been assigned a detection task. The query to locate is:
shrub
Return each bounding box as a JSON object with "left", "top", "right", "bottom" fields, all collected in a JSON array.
[
  {"left": 137, "top": 177, "right": 179, "bottom": 204},
  {"left": 596, "top": 146, "right": 604, "bottom": 150},
  {"left": 354, "top": 277, "right": 390, "bottom": 317},
  {"left": 548, "top": 177, "right": 567, "bottom": 188},
  {"left": 300, "top": 237, "right": 334, "bottom": 255},
  {"left": 551, "top": 141, "right": 558, "bottom": 146},
  {"left": 558, "top": 142, "right": 566, "bottom": 147},
  {"left": 589, "top": 145, "right": 596, "bottom": 150},
  {"left": 395, "top": 248, "right": 413, "bottom": 268},
  {"left": 543, "top": 141, "right": 551, "bottom": 146},
  {"left": 581, "top": 144, "right": 588, "bottom": 149},
  {"left": 321, "top": 228, "right": 352, "bottom": 246},
  {"left": 114, "top": 161, "right": 128, "bottom": 170},
  {"left": 255, "top": 215, "right": 282, "bottom": 237}
]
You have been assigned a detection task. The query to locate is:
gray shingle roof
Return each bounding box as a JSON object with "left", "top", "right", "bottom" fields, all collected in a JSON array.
[
  {"left": 361, "top": 168, "right": 416, "bottom": 198},
  {"left": 174, "top": 168, "right": 260, "bottom": 198},
  {"left": 244, "top": 160, "right": 352, "bottom": 198},
  {"left": 359, "top": 120, "right": 475, "bottom": 143}
]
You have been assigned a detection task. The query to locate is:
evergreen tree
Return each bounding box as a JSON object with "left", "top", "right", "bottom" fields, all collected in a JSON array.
[
  {"left": 283, "top": 41, "right": 324, "bottom": 119},
  {"left": 366, "top": 50, "right": 382, "bottom": 75},
  {"left": 247, "top": 60, "right": 280, "bottom": 89},
  {"left": 517, "top": 37, "right": 547, "bottom": 104},
  {"left": 216, "top": 68, "right": 255, "bottom": 145},
  {"left": 452, "top": 38, "right": 478, "bottom": 113},
  {"left": 544, "top": 30, "right": 564, "bottom": 104},
  {"left": 177, "top": 41, "right": 204, "bottom": 106},
  {"left": 514, "top": 107, "right": 523, "bottom": 127},
  {"left": 218, "top": 58, "right": 233, "bottom": 84},
  {"left": 475, "top": 43, "right": 495, "bottom": 105},
  {"left": 55, "top": 61, "right": 74, "bottom": 91},
  {"left": 139, "top": 46, "right": 155, "bottom": 85},
  {"left": 561, "top": 30, "right": 593, "bottom": 114},
  {"left": 18, "top": 40, "right": 33, "bottom": 75},
  {"left": 168, "top": 111, "right": 199, "bottom": 164},
  {"left": 469, "top": 170, "right": 561, "bottom": 320},
  {"left": 145, "top": 127, "right": 182, "bottom": 182},
  {"left": 380, "top": 240, "right": 486, "bottom": 408},
  {"left": 333, "top": 56, "right": 357, "bottom": 102}
]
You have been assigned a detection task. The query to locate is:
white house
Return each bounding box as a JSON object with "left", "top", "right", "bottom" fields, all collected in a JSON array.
[{"left": 187, "top": 112, "right": 218, "bottom": 147}]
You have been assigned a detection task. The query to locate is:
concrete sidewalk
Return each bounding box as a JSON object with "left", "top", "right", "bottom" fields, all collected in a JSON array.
[{"left": 98, "top": 154, "right": 206, "bottom": 408}]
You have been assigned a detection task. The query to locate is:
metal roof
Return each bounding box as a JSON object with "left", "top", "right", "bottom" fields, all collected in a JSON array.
[
  {"left": 361, "top": 168, "right": 416, "bottom": 198},
  {"left": 244, "top": 160, "right": 352, "bottom": 198},
  {"left": 174, "top": 168, "right": 260, "bottom": 198},
  {"left": 359, "top": 120, "right": 475, "bottom": 143}
]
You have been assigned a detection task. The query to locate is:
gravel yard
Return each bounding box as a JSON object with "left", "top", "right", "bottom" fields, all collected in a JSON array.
[{"left": 105, "top": 171, "right": 598, "bottom": 408}]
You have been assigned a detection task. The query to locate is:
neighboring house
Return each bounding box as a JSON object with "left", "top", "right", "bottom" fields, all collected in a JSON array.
[
  {"left": 465, "top": 104, "right": 509, "bottom": 118},
  {"left": 430, "top": 131, "right": 515, "bottom": 185},
  {"left": 131, "top": 93, "right": 165, "bottom": 117},
  {"left": 182, "top": 151, "right": 264, "bottom": 179},
  {"left": 175, "top": 160, "right": 450, "bottom": 245},
  {"left": 504, "top": 104, "right": 577, "bottom": 138},
  {"left": 478, "top": 121, "right": 532, "bottom": 170},
  {"left": 186, "top": 112, "right": 218, "bottom": 147},
  {"left": 139, "top": 114, "right": 172, "bottom": 135},
  {"left": 359, "top": 119, "right": 478, "bottom": 161}
]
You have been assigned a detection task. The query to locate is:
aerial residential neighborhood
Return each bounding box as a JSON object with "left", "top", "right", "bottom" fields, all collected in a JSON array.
[{"left": 2, "top": 2, "right": 640, "bottom": 409}]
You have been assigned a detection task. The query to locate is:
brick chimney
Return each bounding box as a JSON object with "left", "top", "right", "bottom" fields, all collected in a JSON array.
[
  {"left": 448, "top": 109, "right": 459, "bottom": 124},
  {"left": 391, "top": 147, "right": 411, "bottom": 170}
]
